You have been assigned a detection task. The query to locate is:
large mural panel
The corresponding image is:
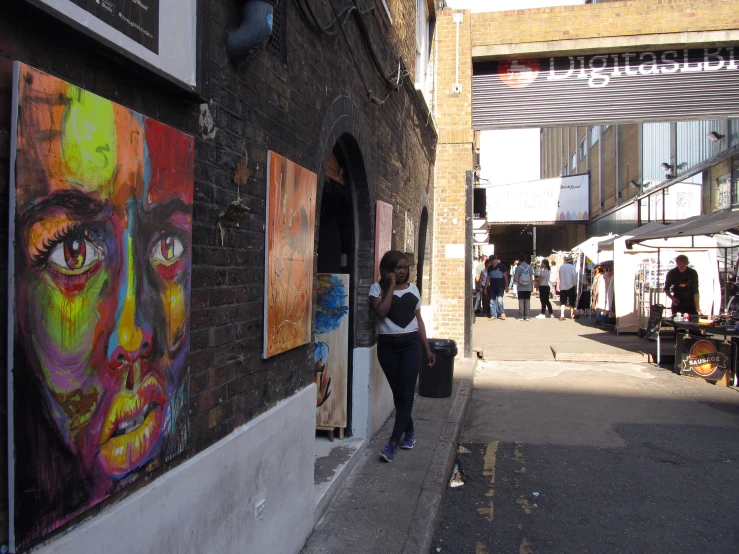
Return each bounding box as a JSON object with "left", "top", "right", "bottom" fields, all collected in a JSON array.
[
  {"left": 314, "top": 274, "right": 349, "bottom": 429},
  {"left": 263, "top": 152, "right": 317, "bottom": 358},
  {"left": 9, "top": 63, "right": 193, "bottom": 549}
]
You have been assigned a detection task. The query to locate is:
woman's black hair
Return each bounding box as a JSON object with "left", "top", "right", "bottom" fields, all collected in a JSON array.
[
  {"left": 541, "top": 259, "right": 550, "bottom": 269},
  {"left": 379, "top": 250, "right": 409, "bottom": 289}
]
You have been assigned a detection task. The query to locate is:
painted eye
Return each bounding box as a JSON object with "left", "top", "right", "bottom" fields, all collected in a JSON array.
[
  {"left": 151, "top": 236, "right": 184, "bottom": 264},
  {"left": 48, "top": 238, "right": 101, "bottom": 272}
]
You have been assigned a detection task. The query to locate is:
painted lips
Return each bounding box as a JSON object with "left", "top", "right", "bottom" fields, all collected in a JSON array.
[{"left": 98, "top": 374, "right": 169, "bottom": 477}]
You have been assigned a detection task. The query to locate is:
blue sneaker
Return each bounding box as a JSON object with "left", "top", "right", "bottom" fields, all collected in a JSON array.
[
  {"left": 380, "top": 441, "right": 398, "bottom": 462},
  {"left": 400, "top": 433, "right": 416, "bottom": 449}
]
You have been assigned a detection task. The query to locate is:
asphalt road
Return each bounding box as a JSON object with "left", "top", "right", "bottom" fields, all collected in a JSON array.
[{"left": 432, "top": 360, "right": 739, "bottom": 554}]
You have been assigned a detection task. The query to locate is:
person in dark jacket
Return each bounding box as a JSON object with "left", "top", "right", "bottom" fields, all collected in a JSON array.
[{"left": 664, "top": 254, "right": 700, "bottom": 315}]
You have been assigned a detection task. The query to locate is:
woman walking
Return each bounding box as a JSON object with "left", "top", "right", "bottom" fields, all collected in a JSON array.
[
  {"left": 536, "top": 259, "right": 554, "bottom": 318},
  {"left": 370, "top": 250, "right": 436, "bottom": 462}
]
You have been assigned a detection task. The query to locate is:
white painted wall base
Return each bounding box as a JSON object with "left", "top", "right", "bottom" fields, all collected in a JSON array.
[
  {"left": 352, "top": 345, "right": 393, "bottom": 440},
  {"left": 34, "top": 385, "right": 317, "bottom": 554}
]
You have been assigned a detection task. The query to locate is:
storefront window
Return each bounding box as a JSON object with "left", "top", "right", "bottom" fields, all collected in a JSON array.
[
  {"left": 730, "top": 120, "right": 739, "bottom": 148},
  {"left": 642, "top": 122, "right": 670, "bottom": 187},
  {"left": 705, "top": 158, "right": 732, "bottom": 213},
  {"left": 677, "top": 120, "right": 721, "bottom": 176},
  {"left": 732, "top": 155, "right": 739, "bottom": 207}
]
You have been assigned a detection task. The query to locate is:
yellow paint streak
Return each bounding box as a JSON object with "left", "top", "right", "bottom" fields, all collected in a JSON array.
[
  {"left": 516, "top": 496, "right": 532, "bottom": 515},
  {"left": 519, "top": 538, "right": 532, "bottom": 554},
  {"left": 163, "top": 280, "right": 185, "bottom": 347},
  {"left": 477, "top": 501, "right": 494, "bottom": 522},
  {"left": 476, "top": 542, "right": 489, "bottom": 554},
  {"left": 118, "top": 235, "right": 143, "bottom": 352}
]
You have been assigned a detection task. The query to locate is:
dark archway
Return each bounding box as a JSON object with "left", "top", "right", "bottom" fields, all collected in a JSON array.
[{"left": 313, "top": 97, "right": 374, "bottom": 437}]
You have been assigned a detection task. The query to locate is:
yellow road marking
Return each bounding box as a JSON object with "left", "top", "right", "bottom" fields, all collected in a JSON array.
[
  {"left": 477, "top": 500, "right": 494, "bottom": 522},
  {"left": 519, "top": 537, "right": 532, "bottom": 554},
  {"left": 476, "top": 542, "right": 489, "bottom": 554},
  {"left": 516, "top": 496, "right": 532, "bottom": 514}
]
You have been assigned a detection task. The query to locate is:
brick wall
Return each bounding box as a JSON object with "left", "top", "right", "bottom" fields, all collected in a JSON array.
[
  {"left": 0, "top": 0, "right": 435, "bottom": 547},
  {"left": 432, "top": 9, "right": 473, "bottom": 344},
  {"left": 471, "top": 0, "right": 739, "bottom": 48}
]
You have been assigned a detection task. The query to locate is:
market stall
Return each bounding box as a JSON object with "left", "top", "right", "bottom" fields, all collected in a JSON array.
[
  {"left": 628, "top": 211, "right": 739, "bottom": 387},
  {"left": 598, "top": 222, "right": 722, "bottom": 334}
]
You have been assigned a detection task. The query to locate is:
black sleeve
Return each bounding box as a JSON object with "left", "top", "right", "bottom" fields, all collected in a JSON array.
[
  {"left": 663, "top": 268, "right": 673, "bottom": 293},
  {"left": 690, "top": 268, "right": 700, "bottom": 293}
]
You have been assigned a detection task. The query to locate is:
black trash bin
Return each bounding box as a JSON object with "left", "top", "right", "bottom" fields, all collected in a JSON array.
[{"left": 419, "top": 339, "right": 458, "bottom": 398}]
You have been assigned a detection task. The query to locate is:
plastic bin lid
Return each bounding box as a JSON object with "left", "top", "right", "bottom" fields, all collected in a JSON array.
[{"left": 428, "top": 338, "right": 458, "bottom": 353}]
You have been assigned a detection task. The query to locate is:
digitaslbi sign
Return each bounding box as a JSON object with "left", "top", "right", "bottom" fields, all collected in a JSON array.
[{"left": 474, "top": 47, "right": 739, "bottom": 129}]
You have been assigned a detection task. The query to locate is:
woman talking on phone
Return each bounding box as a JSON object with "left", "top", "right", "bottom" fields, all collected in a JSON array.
[{"left": 370, "top": 250, "right": 436, "bottom": 462}]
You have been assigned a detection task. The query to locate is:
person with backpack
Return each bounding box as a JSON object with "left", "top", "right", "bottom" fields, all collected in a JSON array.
[{"left": 513, "top": 253, "right": 533, "bottom": 321}]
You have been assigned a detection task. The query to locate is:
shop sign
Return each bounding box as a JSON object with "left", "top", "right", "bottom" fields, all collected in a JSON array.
[
  {"left": 485, "top": 173, "right": 589, "bottom": 224},
  {"left": 473, "top": 47, "right": 739, "bottom": 129},
  {"left": 677, "top": 336, "right": 730, "bottom": 380},
  {"left": 25, "top": 0, "right": 197, "bottom": 89}
]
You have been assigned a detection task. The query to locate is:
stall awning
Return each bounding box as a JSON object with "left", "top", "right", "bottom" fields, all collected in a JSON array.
[
  {"left": 598, "top": 222, "right": 665, "bottom": 252},
  {"left": 625, "top": 211, "right": 739, "bottom": 247}
]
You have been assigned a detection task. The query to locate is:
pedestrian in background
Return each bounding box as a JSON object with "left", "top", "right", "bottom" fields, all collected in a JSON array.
[
  {"left": 557, "top": 256, "right": 578, "bottom": 320},
  {"left": 370, "top": 250, "right": 436, "bottom": 463},
  {"left": 536, "top": 259, "right": 554, "bottom": 319},
  {"left": 549, "top": 260, "right": 559, "bottom": 298},
  {"left": 479, "top": 257, "right": 492, "bottom": 318},
  {"left": 513, "top": 253, "right": 533, "bottom": 321},
  {"left": 486, "top": 255, "right": 509, "bottom": 320},
  {"left": 510, "top": 260, "right": 519, "bottom": 298},
  {"left": 473, "top": 255, "right": 486, "bottom": 314}
]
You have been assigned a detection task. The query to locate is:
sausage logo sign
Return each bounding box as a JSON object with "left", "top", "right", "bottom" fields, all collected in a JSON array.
[
  {"left": 679, "top": 337, "right": 730, "bottom": 380},
  {"left": 498, "top": 59, "right": 540, "bottom": 88}
]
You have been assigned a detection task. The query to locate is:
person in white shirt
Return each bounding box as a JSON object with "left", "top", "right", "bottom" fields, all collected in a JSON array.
[
  {"left": 557, "top": 257, "right": 578, "bottom": 320},
  {"left": 549, "top": 260, "right": 560, "bottom": 296},
  {"left": 536, "top": 259, "right": 554, "bottom": 318}
]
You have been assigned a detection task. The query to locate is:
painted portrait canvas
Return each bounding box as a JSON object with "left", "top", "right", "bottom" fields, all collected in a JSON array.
[
  {"left": 263, "top": 152, "right": 317, "bottom": 359},
  {"left": 9, "top": 63, "right": 193, "bottom": 549},
  {"left": 314, "top": 274, "right": 349, "bottom": 428}
]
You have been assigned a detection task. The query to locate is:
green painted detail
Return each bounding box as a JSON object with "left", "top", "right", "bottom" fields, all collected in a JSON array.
[{"left": 62, "top": 86, "right": 117, "bottom": 188}]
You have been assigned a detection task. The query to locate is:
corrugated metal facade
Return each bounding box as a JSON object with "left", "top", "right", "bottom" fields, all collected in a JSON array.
[{"left": 473, "top": 48, "right": 739, "bottom": 130}]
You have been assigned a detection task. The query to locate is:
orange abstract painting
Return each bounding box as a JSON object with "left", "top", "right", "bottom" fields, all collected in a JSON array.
[{"left": 263, "top": 152, "right": 317, "bottom": 358}]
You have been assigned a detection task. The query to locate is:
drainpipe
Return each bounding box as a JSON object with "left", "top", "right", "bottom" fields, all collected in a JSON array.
[{"left": 227, "top": 0, "right": 276, "bottom": 62}]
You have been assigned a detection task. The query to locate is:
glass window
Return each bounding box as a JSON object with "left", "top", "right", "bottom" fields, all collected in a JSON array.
[
  {"left": 642, "top": 122, "right": 670, "bottom": 188},
  {"left": 732, "top": 155, "right": 739, "bottom": 207},
  {"left": 415, "top": 0, "right": 430, "bottom": 98},
  {"left": 589, "top": 126, "right": 598, "bottom": 147},
  {"left": 563, "top": 162, "right": 568, "bottom": 176},
  {"left": 571, "top": 152, "right": 577, "bottom": 173},
  {"left": 730, "top": 119, "right": 739, "bottom": 147},
  {"left": 579, "top": 137, "right": 586, "bottom": 160},
  {"left": 677, "top": 120, "right": 721, "bottom": 175}
]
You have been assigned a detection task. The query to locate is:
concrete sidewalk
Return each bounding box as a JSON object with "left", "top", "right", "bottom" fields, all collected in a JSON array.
[
  {"left": 475, "top": 294, "right": 673, "bottom": 363},
  {"left": 300, "top": 358, "right": 476, "bottom": 554}
]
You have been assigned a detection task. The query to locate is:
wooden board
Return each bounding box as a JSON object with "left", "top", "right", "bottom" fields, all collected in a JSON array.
[{"left": 315, "top": 274, "right": 350, "bottom": 429}]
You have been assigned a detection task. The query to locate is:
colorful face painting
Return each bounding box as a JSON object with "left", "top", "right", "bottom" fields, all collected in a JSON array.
[{"left": 9, "top": 63, "right": 193, "bottom": 549}]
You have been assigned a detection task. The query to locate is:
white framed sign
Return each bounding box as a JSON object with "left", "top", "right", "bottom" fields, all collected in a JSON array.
[
  {"left": 486, "top": 174, "right": 590, "bottom": 223},
  {"left": 26, "top": 0, "right": 197, "bottom": 89}
]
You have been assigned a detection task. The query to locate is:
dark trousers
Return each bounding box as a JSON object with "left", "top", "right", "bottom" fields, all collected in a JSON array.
[
  {"left": 377, "top": 332, "right": 421, "bottom": 444},
  {"left": 539, "top": 286, "right": 553, "bottom": 314},
  {"left": 518, "top": 290, "right": 532, "bottom": 319}
]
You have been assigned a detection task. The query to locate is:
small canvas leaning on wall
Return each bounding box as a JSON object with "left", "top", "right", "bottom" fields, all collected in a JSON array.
[
  {"left": 8, "top": 63, "right": 194, "bottom": 550},
  {"left": 314, "top": 274, "right": 350, "bottom": 429},
  {"left": 263, "top": 151, "right": 317, "bottom": 358}
]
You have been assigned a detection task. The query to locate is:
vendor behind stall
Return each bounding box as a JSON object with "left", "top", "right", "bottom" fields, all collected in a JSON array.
[{"left": 664, "top": 255, "right": 700, "bottom": 315}]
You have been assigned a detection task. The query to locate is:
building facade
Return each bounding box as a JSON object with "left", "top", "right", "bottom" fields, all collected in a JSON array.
[
  {"left": 0, "top": 0, "right": 437, "bottom": 552},
  {"left": 540, "top": 120, "right": 739, "bottom": 238}
]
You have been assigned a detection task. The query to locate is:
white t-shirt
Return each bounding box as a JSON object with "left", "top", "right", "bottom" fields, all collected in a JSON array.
[
  {"left": 539, "top": 268, "right": 550, "bottom": 287},
  {"left": 558, "top": 263, "right": 577, "bottom": 290},
  {"left": 369, "top": 282, "right": 422, "bottom": 335}
]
